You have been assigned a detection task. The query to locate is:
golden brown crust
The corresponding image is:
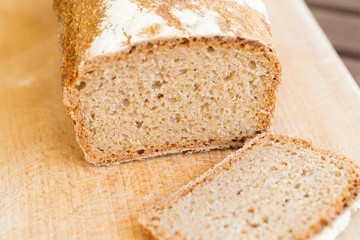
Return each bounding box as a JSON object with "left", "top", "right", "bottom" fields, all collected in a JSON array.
[
  {"left": 138, "top": 133, "right": 360, "bottom": 240},
  {"left": 54, "top": 0, "right": 106, "bottom": 86}
]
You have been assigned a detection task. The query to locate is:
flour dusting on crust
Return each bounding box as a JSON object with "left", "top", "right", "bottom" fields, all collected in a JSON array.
[
  {"left": 86, "top": 0, "right": 271, "bottom": 58},
  {"left": 234, "top": 0, "right": 269, "bottom": 22}
]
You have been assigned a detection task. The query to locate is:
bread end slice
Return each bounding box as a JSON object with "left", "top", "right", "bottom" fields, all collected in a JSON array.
[{"left": 139, "top": 133, "right": 360, "bottom": 240}]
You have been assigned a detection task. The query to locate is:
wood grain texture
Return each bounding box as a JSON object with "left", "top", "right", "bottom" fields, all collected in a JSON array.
[{"left": 0, "top": 0, "right": 359, "bottom": 239}]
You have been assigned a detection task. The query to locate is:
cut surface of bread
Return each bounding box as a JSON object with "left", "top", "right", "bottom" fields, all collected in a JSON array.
[
  {"left": 139, "top": 133, "right": 360, "bottom": 240},
  {"left": 54, "top": 0, "right": 281, "bottom": 165}
]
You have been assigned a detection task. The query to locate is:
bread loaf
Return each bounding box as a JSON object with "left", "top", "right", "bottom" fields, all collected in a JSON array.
[
  {"left": 139, "top": 133, "right": 360, "bottom": 240},
  {"left": 54, "top": 0, "right": 281, "bottom": 166}
]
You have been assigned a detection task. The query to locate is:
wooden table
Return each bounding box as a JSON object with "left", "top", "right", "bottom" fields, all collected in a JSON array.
[
  {"left": 306, "top": 0, "right": 360, "bottom": 84},
  {"left": 1, "top": 0, "right": 360, "bottom": 239}
]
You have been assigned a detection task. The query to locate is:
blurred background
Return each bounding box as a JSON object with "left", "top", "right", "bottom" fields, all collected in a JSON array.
[{"left": 305, "top": 0, "right": 360, "bottom": 85}]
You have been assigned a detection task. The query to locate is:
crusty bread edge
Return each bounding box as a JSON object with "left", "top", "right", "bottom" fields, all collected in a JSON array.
[{"left": 138, "top": 132, "right": 360, "bottom": 240}]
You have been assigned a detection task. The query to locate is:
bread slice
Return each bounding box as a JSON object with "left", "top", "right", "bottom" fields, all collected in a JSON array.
[
  {"left": 139, "top": 133, "right": 360, "bottom": 240},
  {"left": 53, "top": 0, "right": 282, "bottom": 166}
]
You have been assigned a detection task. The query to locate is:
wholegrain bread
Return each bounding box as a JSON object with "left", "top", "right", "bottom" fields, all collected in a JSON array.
[
  {"left": 54, "top": 0, "right": 281, "bottom": 166},
  {"left": 55, "top": 0, "right": 281, "bottom": 165},
  {"left": 139, "top": 133, "right": 360, "bottom": 240}
]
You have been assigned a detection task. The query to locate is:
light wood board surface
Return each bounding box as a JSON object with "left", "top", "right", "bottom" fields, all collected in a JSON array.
[{"left": 1, "top": 0, "right": 359, "bottom": 239}]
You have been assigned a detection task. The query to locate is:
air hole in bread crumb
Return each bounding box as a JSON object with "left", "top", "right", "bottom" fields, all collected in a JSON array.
[
  {"left": 137, "top": 149, "right": 145, "bottom": 154},
  {"left": 224, "top": 71, "right": 235, "bottom": 81},
  {"left": 201, "top": 103, "right": 210, "bottom": 112},
  {"left": 170, "top": 114, "right": 180, "bottom": 123},
  {"left": 151, "top": 216, "right": 160, "bottom": 221},
  {"left": 157, "top": 93, "right": 164, "bottom": 99},
  {"left": 294, "top": 183, "right": 300, "bottom": 189},
  {"left": 271, "top": 166, "right": 278, "bottom": 171},
  {"left": 122, "top": 99, "right": 130, "bottom": 107},
  {"left": 249, "top": 60, "right": 256, "bottom": 70},
  {"left": 168, "top": 97, "right": 177, "bottom": 103},
  {"left": 180, "top": 38, "right": 190, "bottom": 45},
  {"left": 193, "top": 83, "right": 200, "bottom": 91},
  {"left": 247, "top": 221, "right": 260, "bottom": 228},
  {"left": 135, "top": 121, "right": 143, "bottom": 128},
  {"left": 180, "top": 69, "right": 188, "bottom": 74},
  {"left": 91, "top": 113, "right": 95, "bottom": 119},
  {"left": 207, "top": 46, "right": 214, "bottom": 52},
  {"left": 152, "top": 81, "right": 162, "bottom": 89},
  {"left": 76, "top": 81, "right": 86, "bottom": 91}
]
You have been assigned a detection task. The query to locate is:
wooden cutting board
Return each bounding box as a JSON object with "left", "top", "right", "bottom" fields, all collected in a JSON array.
[{"left": 1, "top": 0, "right": 359, "bottom": 239}]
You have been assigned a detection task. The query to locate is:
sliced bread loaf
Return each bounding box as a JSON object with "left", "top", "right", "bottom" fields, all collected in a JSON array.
[
  {"left": 54, "top": 0, "right": 281, "bottom": 166},
  {"left": 139, "top": 133, "right": 360, "bottom": 240}
]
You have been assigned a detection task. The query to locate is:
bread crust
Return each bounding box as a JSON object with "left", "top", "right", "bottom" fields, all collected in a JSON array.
[
  {"left": 54, "top": 0, "right": 282, "bottom": 166},
  {"left": 138, "top": 133, "right": 360, "bottom": 240}
]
